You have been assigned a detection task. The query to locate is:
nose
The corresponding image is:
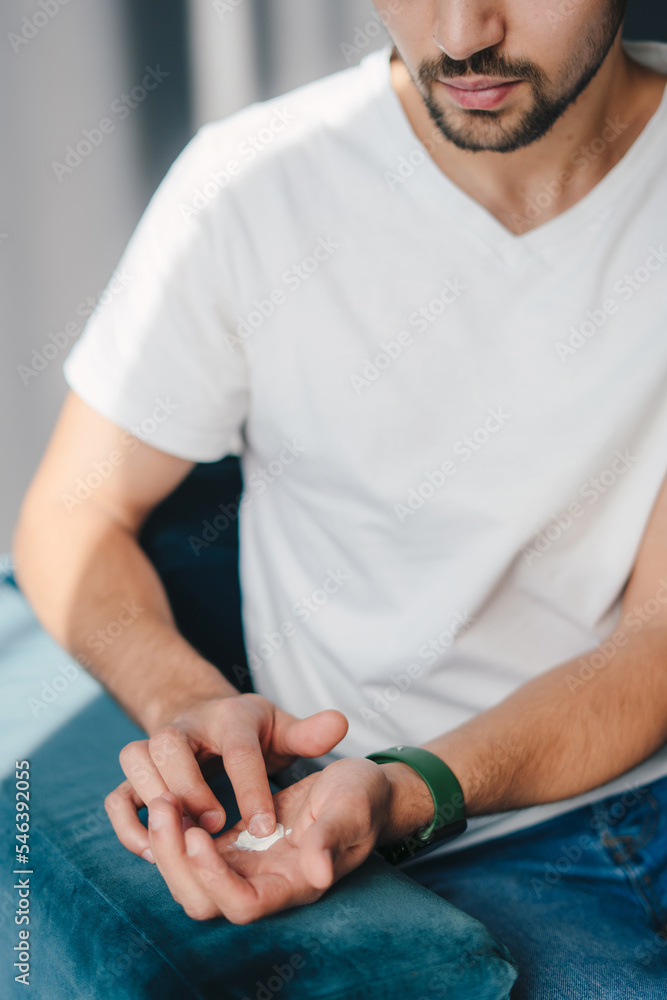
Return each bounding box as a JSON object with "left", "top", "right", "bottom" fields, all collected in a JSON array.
[{"left": 432, "top": 0, "right": 505, "bottom": 63}]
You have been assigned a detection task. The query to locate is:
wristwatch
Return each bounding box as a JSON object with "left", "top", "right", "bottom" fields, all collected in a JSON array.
[{"left": 366, "top": 745, "right": 467, "bottom": 864}]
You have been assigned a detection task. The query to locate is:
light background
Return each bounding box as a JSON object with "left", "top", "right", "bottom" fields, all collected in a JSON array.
[{"left": 1, "top": 0, "right": 666, "bottom": 552}]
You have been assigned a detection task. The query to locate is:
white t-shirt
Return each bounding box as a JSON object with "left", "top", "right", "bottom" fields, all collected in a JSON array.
[{"left": 63, "top": 40, "right": 667, "bottom": 853}]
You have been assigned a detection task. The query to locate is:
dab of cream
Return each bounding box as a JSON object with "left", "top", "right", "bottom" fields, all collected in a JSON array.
[{"left": 231, "top": 823, "right": 292, "bottom": 852}]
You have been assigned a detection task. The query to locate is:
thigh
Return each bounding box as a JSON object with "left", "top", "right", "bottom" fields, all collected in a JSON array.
[
  {"left": 0, "top": 693, "right": 516, "bottom": 1000},
  {"left": 407, "top": 783, "right": 667, "bottom": 1000}
]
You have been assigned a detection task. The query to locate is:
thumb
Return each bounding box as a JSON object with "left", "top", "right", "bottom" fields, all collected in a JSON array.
[
  {"left": 279, "top": 709, "right": 348, "bottom": 758},
  {"left": 297, "top": 811, "right": 346, "bottom": 889}
]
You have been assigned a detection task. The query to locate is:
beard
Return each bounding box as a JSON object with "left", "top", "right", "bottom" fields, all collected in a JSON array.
[{"left": 410, "top": 0, "right": 628, "bottom": 152}]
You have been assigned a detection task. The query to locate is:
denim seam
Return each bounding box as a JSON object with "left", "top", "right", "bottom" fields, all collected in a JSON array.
[
  {"left": 606, "top": 793, "right": 659, "bottom": 859},
  {"left": 27, "top": 825, "right": 516, "bottom": 1000},
  {"left": 28, "top": 823, "right": 206, "bottom": 1000},
  {"left": 29, "top": 819, "right": 516, "bottom": 1000},
  {"left": 593, "top": 800, "right": 667, "bottom": 934},
  {"left": 268, "top": 951, "right": 517, "bottom": 1000}
]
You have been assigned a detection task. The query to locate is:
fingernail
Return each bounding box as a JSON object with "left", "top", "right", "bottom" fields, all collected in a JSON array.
[
  {"left": 141, "top": 848, "right": 155, "bottom": 863},
  {"left": 249, "top": 813, "right": 274, "bottom": 838},
  {"left": 181, "top": 816, "right": 195, "bottom": 832},
  {"left": 148, "top": 810, "right": 165, "bottom": 831},
  {"left": 200, "top": 810, "right": 223, "bottom": 833}
]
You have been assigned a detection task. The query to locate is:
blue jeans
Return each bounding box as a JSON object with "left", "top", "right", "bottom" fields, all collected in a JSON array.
[
  {"left": 2, "top": 692, "right": 666, "bottom": 1000},
  {"left": 0, "top": 691, "right": 515, "bottom": 1000},
  {"left": 406, "top": 776, "right": 667, "bottom": 999}
]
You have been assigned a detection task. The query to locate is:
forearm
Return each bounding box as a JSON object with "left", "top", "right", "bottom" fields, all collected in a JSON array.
[
  {"left": 13, "top": 497, "right": 237, "bottom": 734},
  {"left": 424, "top": 624, "right": 667, "bottom": 816}
]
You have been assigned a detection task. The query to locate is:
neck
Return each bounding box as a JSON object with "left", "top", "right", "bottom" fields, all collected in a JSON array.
[{"left": 390, "top": 36, "right": 665, "bottom": 234}]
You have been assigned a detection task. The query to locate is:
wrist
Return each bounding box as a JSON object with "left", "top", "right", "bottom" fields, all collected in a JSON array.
[
  {"left": 377, "top": 761, "right": 435, "bottom": 845},
  {"left": 142, "top": 664, "right": 239, "bottom": 734}
]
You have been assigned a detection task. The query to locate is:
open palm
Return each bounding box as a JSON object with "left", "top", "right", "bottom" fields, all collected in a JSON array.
[{"left": 146, "top": 757, "right": 391, "bottom": 923}]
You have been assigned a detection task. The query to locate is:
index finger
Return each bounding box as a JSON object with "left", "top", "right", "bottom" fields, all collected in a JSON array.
[{"left": 218, "top": 722, "right": 276, "bottom": 838}]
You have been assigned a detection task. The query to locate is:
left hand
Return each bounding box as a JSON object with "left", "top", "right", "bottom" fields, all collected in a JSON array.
[{"left": 143, "top": 756, "right": 429, "bottom": 923}]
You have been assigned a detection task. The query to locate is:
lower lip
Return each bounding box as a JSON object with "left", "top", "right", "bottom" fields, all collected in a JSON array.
[{"left": 439, "top": 80, "right": 522, "bottom": 110}]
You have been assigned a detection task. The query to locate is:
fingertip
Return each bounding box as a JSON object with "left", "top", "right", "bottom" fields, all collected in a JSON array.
[
  {"left": 327, "top": 709, "right": 349, "bottom": 737},
  {"left": 200, "top": 809, "right": 225, "bottom": 833},
  {"left": 185, "top": 827, "right": 207, "bottom": 858},
  {"left": 248, "top": 812, "right": 276, "bottom": 838}
]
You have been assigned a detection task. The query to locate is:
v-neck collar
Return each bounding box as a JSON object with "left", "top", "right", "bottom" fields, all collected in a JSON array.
[{"left": 368, "top": 40, "right": 667, "bottom": 269}]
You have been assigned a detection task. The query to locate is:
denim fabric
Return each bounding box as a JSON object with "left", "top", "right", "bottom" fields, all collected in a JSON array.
[
  {"left": 406, "top": 777, "right": 667, "bottom": 999},
  {"left": 0, "top": 692, "right": 516, "bottom": 1000}
]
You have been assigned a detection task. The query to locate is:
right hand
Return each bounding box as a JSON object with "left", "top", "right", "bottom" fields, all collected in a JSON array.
[{"left": 105, "top": 693, "right": 349, "bottom": 863}]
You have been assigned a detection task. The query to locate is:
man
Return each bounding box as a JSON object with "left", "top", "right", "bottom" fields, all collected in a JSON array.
[{"left": 13, "top": 0, "right": 667, "bottom": 996}]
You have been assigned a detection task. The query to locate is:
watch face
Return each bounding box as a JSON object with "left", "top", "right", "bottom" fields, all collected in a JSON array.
[{"left": 380, "top": 818, "right": 468, "bottom": 865}]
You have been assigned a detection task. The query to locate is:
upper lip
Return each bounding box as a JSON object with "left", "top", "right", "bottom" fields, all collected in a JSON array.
[{"left": 439, "top": 76, "right": 520, "bottom": 91}]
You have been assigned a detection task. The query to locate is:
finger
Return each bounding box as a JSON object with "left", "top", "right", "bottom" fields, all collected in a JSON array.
[
  {"left": 147, "top": 793, "right": 220, "bottom": 921},
  {"left": 218, "top": 723, "right": 276, "bottom": 839},
  {"left": 147, "top": 727, "right": 226, "bottom": 833},
  {"left": 276, "top": 710, "right": 349, "bottom": 759},
  {"left": 119, "top": 740, "right": 169, "bottom": 809},
  {"left": 104, "top": 780, "right": 155, "bottom": 862},
  {"left": 186, "top": 827, "right": 301, "bottom": 924},
  {"left": 297, "top": 810, "right": 356, "bottom": 890}
]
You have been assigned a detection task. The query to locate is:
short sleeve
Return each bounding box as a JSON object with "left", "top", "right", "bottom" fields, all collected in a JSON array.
[{"left": 63, "top": 125, "right": 249, "bottom": 462}]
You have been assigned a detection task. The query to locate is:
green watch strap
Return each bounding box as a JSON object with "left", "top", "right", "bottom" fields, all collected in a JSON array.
[{"left": 366, "top": 745, "right": 467, "bottom": 863}]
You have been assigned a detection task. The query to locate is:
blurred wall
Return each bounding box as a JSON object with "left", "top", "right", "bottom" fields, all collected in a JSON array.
[
  {"left": 0, "top": 0, "right": 191, "bottom": 556},
  {"left": 2, "top": 0, "right": 667, "bottom": 554},
  {"left": 188, "top": 0, "right": 386, "bottom": 125}
]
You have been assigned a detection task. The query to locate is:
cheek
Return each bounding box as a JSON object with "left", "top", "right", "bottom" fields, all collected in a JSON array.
[
  {"left": 381, "top": 0, "right": 438, "bottom": 59},
  {"left": 514, "top": 0, "right": 603, "bottom": 66}
]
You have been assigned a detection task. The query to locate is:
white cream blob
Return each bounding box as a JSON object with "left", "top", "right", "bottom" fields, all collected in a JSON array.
[{"left": 231, "top": 823, "right": 292, "bottom": 852}]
